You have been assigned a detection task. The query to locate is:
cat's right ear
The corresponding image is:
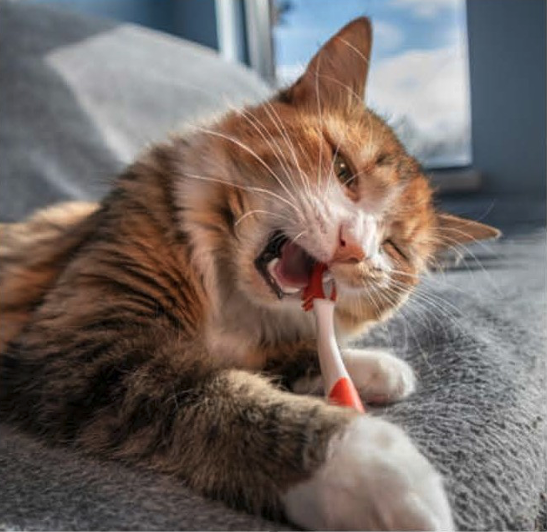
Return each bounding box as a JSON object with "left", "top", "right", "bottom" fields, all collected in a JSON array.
[
  {"left": 434, "top": 213, "right": 501, "bottom": 251},
  {"left": 277, "top": 17, "right": 372, "bottom": 111}
]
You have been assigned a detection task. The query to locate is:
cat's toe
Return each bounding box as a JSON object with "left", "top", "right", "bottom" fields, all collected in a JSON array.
[
  {"left": 343, "top": 348, "right": 416, "bottom": 404},
  {"left": 282, "top": 416, "right": 454, "bottom": 531}
]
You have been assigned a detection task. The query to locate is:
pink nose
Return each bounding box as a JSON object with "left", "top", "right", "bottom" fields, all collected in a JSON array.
[{"left": 331, "top": 226, "right": 365, "bottom": 264}]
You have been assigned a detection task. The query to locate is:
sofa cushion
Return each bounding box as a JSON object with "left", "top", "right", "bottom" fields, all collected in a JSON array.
[{"left": 0, "top": 0, "right": 269, "bottom": 222}]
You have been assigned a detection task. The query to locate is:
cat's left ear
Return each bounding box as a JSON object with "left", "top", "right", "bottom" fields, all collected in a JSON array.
[
  {"left": 277, "top": 17, "right": 372, "bottom": 110},
  {"left": 435, "top": 213, "right": 501, "bottom": 251}
]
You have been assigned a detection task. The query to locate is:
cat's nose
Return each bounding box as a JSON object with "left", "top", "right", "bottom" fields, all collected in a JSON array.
[{"left": 331, "top": 225, "right": 365, "bottom": 264}]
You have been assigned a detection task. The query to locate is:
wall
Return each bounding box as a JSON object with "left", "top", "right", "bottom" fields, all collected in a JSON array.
[
  {"left": 467, "top": 0, "right": 546, "bottom": 196},
  {"left": 25, "top": 0, "right": 218, "bottom": 50}
]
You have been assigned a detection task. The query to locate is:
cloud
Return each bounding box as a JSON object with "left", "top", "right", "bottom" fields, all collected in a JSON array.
[
  {"left": 373, "top": 20, "right": 405, "bottom": 51},
  {"left": 275, "top": 63, "right": 305, "bottom": 86},
  {"left": 367, "top": 45, "right": 471, "bottom": 165},
  {"left": 368, "top": 46, "right": 469, "bottom": 134},
  {"left": 389, "top": 0, "right": 460, "bottom": 19}
]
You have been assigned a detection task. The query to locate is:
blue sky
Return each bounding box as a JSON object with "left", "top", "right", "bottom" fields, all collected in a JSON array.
[
  {"left": 274, "top": 0, "right": 465, "bottom": 65},
  {"left": 273, "top": 0, "right": 471, "bottom": 167}
]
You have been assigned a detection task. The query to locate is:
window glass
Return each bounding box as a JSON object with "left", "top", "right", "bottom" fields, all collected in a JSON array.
[{"left": 272, "top": 0, "right": 471, "bottom": 168}]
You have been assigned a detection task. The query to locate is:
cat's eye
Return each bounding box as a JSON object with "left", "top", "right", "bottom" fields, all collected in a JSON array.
[
  {"left": 333, "top": 153, "right": 354, "bottom": 187},
  {"left": 376, "top": 153, "right": 392, "bottom": 166},
  {"left": 383, "top": 239, "right": 408, "bottom": 261}
]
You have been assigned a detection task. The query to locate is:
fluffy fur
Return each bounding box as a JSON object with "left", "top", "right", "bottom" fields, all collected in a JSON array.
[{"left": 0, "top": 18, "right": 499, "bottom": 529}]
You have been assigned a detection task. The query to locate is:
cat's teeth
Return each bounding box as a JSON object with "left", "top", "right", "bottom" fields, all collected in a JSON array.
[
  {"left": 281, "top": 286, "right": 300, "bottom": 295},
  {"left": 267, "top": 258, "right": 279, "bottom": 276},
  {"left": 266, "top": 257, "right": 300, "bottom": 295}
]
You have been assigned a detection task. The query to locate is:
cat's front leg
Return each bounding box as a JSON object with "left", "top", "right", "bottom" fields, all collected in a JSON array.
[
  {"left": 293, "top": 348, "right": 416, "bottom": 404},
  {"left": 87, "top": 364, "right": 450, "bottom": 531}
]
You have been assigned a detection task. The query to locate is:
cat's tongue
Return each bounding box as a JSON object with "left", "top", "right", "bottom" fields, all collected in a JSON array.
[{"left": 274, "top": 241, "right": 315, "bottom": 289}]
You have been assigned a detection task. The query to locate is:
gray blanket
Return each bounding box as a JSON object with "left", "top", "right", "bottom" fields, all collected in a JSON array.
[
  {"left": 363, "top": 232, "right": 546, "bottom": 531},
  {"left": 1, "top": 1, "right": 545, "bottom": 530}
]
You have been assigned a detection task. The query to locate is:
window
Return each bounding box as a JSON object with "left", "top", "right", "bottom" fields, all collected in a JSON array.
[{"left": 271, "top": 0, "right": 472, "bottom": 169}]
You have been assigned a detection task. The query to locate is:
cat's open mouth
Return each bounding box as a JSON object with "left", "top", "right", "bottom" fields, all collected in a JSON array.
[{"left": 255, "top": 231, "right": 316, "bottom": 299}]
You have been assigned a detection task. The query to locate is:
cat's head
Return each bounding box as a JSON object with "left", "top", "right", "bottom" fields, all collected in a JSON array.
[{"left": 181, "top": 18, "right": 499, "bottom": 336}]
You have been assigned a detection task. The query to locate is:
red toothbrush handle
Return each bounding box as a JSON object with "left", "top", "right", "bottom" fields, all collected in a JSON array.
[{"left": 328, "top": 377, "right": 365, "bottom": 413}]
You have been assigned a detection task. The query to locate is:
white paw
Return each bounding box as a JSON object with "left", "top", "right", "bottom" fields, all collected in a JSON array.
[
  {"left": 282, "top": 417, "right": 454, "bottom": 531},
  {"left": 343, "top": 348, "right": 416, "bottom": 404},
  {"left": 292, "top": 349, "right": 415, "bottom": 403}
]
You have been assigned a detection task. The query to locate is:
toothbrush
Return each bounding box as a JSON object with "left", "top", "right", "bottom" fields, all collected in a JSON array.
[{"left": 302, "top": 263, "right": 365, "bottom": 413}]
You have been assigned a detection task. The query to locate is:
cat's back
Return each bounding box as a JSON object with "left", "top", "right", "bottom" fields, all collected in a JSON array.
[
  {"left": 0, "top": 201, "right": 100, "bottom": 351},
  {"left": 0, "top": 149, "right": 209, "bottom": 356}
]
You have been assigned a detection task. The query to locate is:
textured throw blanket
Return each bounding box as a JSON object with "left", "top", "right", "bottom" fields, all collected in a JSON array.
[{"left": 361, "top": 231, "right": 546, "bottom": 531}]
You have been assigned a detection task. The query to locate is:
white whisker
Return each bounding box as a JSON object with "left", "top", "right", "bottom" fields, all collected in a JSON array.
[{"left": 195, "top": 126, "right": 299, "bottom": 206}]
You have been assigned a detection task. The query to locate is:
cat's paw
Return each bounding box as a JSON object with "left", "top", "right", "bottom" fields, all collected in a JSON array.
[
  {"left": 282, "top": 416, "right": 454, "bottom": 531},
  {"left": 343, "top": 348, "right": 416, "bottom": 404},
  {"left": 291, "top": 349, "right": 415, "bottom": 404}
]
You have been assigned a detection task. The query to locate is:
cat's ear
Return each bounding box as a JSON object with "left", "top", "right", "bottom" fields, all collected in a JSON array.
[
  {"left": 435, "top": 213, "right": 501, "bottom": 250},
  {"left": 277, "top": 17, "right": 372, "bottom": 110}
]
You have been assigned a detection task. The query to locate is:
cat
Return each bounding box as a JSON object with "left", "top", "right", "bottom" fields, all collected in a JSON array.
[{"left": 0, "top": 17, "right": 499, "bottom": 530}]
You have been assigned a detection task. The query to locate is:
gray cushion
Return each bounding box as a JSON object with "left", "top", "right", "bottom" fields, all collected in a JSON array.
[
  {"left": 0, "top": 0, "right": 269, "bottom": 222},
  {"left": 0, "top": 1, "right": 545, "bottom": 530}
]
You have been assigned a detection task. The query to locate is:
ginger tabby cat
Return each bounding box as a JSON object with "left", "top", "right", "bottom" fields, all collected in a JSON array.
[{"left": 0, "top": 18, "right": 499, "bottom": 530}]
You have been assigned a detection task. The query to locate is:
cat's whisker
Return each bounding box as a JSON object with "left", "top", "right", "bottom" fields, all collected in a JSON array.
[
  {"left": 369, "top": 284, "right": 434, "bottom": 370},
  {"left": 376, "top": 286, "right": 440, "bottom": 372},
  {"left": 388, "top": 287, "right": 417, "bottom": 355},
  {"left": 390, "top": 277, "right": 464, "bottom": 320},
  {"left": 400, "top": 294, "right": 462, "bottom": 353},
  {"left": 315, "top": 73, "right": 363, "bottom": 106},
  {"left": 312, "top": 55, "right": 327, "bottom": 192},
  {"left": 386, "top": 276, "right": 454, "bottom": 323},
  {"left": 261, "top": 101, "right": 312, "bottom": 197},
  {"left": 194, "top": 126, "right": 299, "bottom": 206},
  {"left": 241, "top": 104, "right": 308, "bottom": 202},
  {"left": 290, "top": 230, "right": 308, "bottom": 245},
  {"left": 337, "top": 36, "right": 370, "bottom": 67},
  {"left": 339, "top": 169, "right": 362, "bottom": 189},
  {"left": 364, "top": 282, "right": 388, "bottom": 323},
  {"left": 234, "top": 108, "right": 296, "bottom": 193},
  {"left": 431, "top": 231, "right": 501, "bottom": 295},
  {"left": 390, "top": 268, "right": 480, "bottom": 299},
  {"left": 431, "top": 227, "right": 498, "bottom": 257},
  {"left": 237, "top": 110, "right": 312, "bottom": 226},
  {"left": 390, "top": 287, "right": 445, "bottom": 341},
  {"left": 388, "top": 279, "right": 470, "bottom": 342},
  {"left": 234, "top": 210, "right": 294, "bottom": 228},
  {"left": 412, "top": 268, "right": 498, "bottom": 305},
  {"left": 367, "top": 285, "right": 400, "bottom": 352},
  {"left": 184, "top": 172, "right": 304, "bottom": 220},
  {"left": 419, "top": 233, "right": 472, "bottom": 268}
]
